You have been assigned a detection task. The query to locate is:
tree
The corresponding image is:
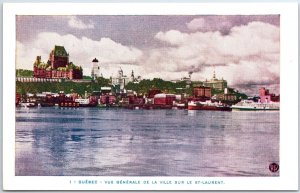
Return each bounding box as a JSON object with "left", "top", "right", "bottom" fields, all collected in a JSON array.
[
  {"left": 96, "top": 77, "right": 110, "bottom": 87},
  {"left": 16, "top": 69, "right": 33, "bottom": 77}
]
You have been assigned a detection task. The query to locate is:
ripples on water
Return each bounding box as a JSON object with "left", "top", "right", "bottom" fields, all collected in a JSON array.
[{"left": 15, "top": 107, "right": 279, "bottom": 176}]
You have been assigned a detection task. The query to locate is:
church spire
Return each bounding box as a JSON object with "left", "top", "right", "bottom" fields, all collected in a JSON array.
[
  {"left": 131, "top": 70, "right": 135, "bottom": 82},
  {"left": 212, "top": 64, "right": 216, "bottom": 79}
]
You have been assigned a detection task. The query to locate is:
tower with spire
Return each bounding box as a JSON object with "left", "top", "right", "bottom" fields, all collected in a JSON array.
[
  {"left": 131, "top": 70, "right": 135, "bottom": 82},
  {"left": 118, "top": 67, "right": 123, "bottom": 79},
  {"left": 203, "top": 68, "right": 227, "bottom": 91}
]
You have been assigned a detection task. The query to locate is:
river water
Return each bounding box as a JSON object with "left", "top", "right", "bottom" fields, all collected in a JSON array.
[{"left": 15, "top": 107, "right": 279, "bottom": 176}]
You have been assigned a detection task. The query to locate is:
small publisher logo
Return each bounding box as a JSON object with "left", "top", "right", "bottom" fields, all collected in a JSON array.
[{"left": 269, "top": 163, "right": 279, "bottom": 172}]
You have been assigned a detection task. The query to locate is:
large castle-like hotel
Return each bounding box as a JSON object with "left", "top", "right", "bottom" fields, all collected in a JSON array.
[{"left": 33, "top": 45, "right": 83, "bottom": 79}]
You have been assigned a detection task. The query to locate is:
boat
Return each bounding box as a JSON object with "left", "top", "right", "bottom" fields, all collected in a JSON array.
[
  {"left": 188, "top": 100, "right": 231, "bottom": 111},
  {"left": 59, "top": 101, "right": 79, "bottom": 107},
  {"left": 231, "top": 100, "right": 280, "bottom": 111},
  {"left": 75, "top": 99, "right": 98, "bottom": 107},
  {"left": 40, "top": 102, "right": 55, "bottom": 107},
  {"left": 174, "top": 102, "right": 187, "bottom": 109},
  {"left": 20, "top": 102, "right": 37, "bottom": 108}
]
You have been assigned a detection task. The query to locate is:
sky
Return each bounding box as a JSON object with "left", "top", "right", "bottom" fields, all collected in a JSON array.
[{"left": 16, "top": 15, "right": 280, "bottom": 95}]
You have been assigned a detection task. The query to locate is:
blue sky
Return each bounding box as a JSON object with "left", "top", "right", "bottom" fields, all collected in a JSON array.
[{"left": 16, "top": 15, "right": 280, "bottom": 95}]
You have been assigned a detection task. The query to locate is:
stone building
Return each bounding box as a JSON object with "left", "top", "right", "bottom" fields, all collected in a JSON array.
[
  {"left": 203, "top": 71, "right": 227, "bottom": 91},
  {"left": 49, "top": 45, "right": 69, "bottom": 69},
  {"left": 33, "top": 45, "right": 83, "bottom": 79},
  {"left": 193, "top": 86, "right": 212, "bottom": 98},
  {"left": 112, "top": 68, "right": 130, "bottom": 90}
]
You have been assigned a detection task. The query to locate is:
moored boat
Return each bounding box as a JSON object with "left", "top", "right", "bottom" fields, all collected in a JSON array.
[
  {"left": 59, "top": 101, "right": 79, "bottom": 107},
  {"left": 20, "top": 102, "right": 37, "bottom": 108},
  {"left": 40, "top": 102, "right": 55, "bottom": 107},
  {"left": 174, "top": 102, "right": 187, "bottom": 109},
  {"left": 188, "top": 100, "right": 231, "bottom": 111},
  {"left": 75, "top": 98, "right": 98, "bottom": 107},
  {"left": 231, "top": 100, "right": 279, "bottom": 111}
]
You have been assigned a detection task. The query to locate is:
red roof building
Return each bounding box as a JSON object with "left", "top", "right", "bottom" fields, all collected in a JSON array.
[{"left": 33, "top": 45, "right": 82, "bottom": 79}]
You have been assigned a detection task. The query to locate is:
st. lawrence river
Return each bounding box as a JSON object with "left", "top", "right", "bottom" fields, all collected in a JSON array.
[{"left": 15, "top": 107, "right": 279, "bottom": 176}]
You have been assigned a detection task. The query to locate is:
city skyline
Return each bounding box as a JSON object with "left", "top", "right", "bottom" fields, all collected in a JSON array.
[{"left": 16, "top": 15, "right": 280, "bottom": 95}]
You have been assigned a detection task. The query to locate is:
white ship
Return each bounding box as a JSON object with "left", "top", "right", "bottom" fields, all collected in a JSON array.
[
  {"left": 231, "top": 100, "right": 280, "bottom": 111},
  {"left": 74, "top": 98, "right": 97, "bottom": 107},
  {"left": 20, "top": 102, "right": 37, "bottom": 108}
]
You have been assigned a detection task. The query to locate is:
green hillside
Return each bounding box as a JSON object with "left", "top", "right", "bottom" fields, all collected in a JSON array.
[
  {"left": 16, "top": 69, "right": 33, "bottom": 77},
  {"left": 16, "top": 77, "right": 110, "bottom": 96}
]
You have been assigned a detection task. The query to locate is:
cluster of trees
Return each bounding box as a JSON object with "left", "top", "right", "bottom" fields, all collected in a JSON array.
[
  {"left": 17, "top": 81, "right": 89, "bottom": 96},
  {"left": 125, "top": 78, "right": 247, "bottom": 99},
  {"left": 16, "top": 69, "right": 33, "bottom": 77},
  {"left": 16, "top": 71, "right": 247, "bottom": 99},
  {"left": 125, "top": 78, "right": 191, "bottom": 95},
  {"left": 16, "top": 77, "right": 111, "bottom": 96},
  {"left": 16, "top": 77, "right": 190, "bottom": 96}
]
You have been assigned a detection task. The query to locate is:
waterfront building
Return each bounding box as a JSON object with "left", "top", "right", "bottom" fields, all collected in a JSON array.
[
  {"left": 214, "top": 87, "right": 237, "bottom": 102},
  {"left": 153, "top": 93, "right": 176, "bottom": 106},
  {"left": 91, "top": 58, "right": 100, "bottom": 80},
  {"left": 128, "top": 95, "right": 144, "bottom": 105},
  {"left": 203, "top": 71, "right": 227, "bottom": 91},
  {"left": 215, "top": 93, "right": 237, "bottom": 101},
  {"left": 193, "top": 86, "right": 212, "bottom": 98},
  {"left": 33, "top": 45, "right": 83, "bottom": 79},
  {"left": 259, "top": 87, "right": 280, "bottom": 103},
  {"left": 100, "top": 87, "right": 112, "bottom": 94},
  {"left": 270, "top": 94, "right": 280, "bottom": 102},
  {"left": 99, "top": 94, "right": 117, "bottom": 105},
  {"left": 224, "top": 94, "right": 237, "bottom": 101}
]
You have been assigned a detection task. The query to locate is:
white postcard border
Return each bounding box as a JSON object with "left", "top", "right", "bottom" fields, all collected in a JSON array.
[{"left": 3, "top": 2, "right": 298, "bottom": 190}]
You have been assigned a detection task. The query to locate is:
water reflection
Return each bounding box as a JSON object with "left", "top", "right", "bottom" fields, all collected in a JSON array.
[
  {"left": 16, "top": 108, "right": 279, "bottom": 176},
  {"left": 187, "top": 110, "right": 196, "bottom": 116}
]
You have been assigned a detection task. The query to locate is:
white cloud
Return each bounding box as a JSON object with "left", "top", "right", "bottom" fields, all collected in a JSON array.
[
  {"left": 16, "top": 32, "right": 143, "bottom": 76},
  {"left": 67, "top": 16, "right": 95, "bottom": 29},
  {"left": 155, "top": 30, "right": 189, "bottom": 46},
  {"left": 186, "top": 18, "right": 206, "bottom": 31},
  {"left": 186, "top": 17, "right": 233, "bottom": 33},
  {"left": 143, "top": 21, "right": 280, "bottom": 94}
]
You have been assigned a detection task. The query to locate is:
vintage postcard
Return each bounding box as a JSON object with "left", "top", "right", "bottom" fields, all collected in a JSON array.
[{"left": 3, "top": 2, "right": 298, "bottom": 190}]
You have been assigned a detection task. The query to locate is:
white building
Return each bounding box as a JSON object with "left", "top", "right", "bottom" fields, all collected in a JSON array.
[
  {"left": 130, "top": 70, "right": 142, "bottom": 84},
  {"left": 203, "top": 70, "right": 227, "bottom": 91},
  {"left": 112, "top": 68, "right": 130, "bottom": 90},
  {"left": 91, "top": 58, "right": 100, "bottom": 80}
]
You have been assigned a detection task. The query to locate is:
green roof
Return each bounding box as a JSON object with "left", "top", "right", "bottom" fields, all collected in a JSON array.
[{"left": 53, "top": 45, "right": 68, "bottom": 57}]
